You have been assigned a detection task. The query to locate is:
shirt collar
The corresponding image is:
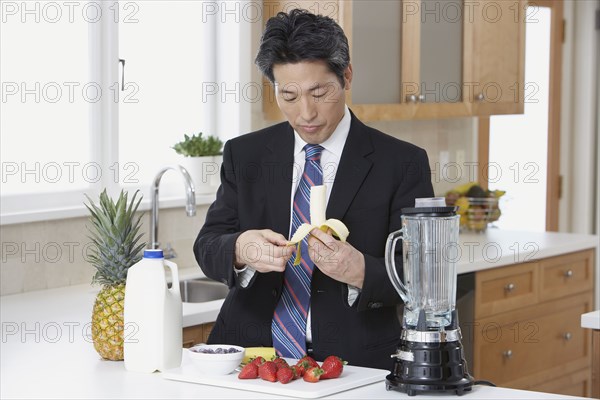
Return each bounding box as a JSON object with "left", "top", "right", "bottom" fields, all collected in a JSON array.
[{"left": 293, "top": 105, "right": 351, "bottom": 157}]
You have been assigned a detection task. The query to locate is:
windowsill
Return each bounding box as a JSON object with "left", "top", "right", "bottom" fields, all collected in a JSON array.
[{"left": 0, "top": 192, "right": 217, "bottom": 226}]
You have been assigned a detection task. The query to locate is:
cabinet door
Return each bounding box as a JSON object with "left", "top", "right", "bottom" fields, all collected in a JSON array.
[
  {"left": 349, "top": 0, "right": 471, "bottom": 120},
  {"left": 466, "top": 0, "right": 525, "bottom": 115}
]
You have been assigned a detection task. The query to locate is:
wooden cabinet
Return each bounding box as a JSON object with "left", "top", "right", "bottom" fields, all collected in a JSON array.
[
  {"left": 473, "top": 249, "right": 594, "bottom": 397},
  {"left": 183, "top": 322, "right": 215, "bottom": 348},
  {"left": 261, "top": 0, "right": 525, "bottom": 121},
  {"left": 467, "top": 0, "right": 526, "bottom": 116}
]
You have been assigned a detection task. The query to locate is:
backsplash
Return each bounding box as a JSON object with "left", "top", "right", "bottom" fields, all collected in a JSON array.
[{"left": 0, "top": 206, "right": 209, "bottom": 296}]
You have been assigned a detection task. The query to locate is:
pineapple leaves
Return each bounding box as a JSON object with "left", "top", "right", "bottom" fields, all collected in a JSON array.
[{"left": 84, "top": 189, "right": 146, "bottom": 287}]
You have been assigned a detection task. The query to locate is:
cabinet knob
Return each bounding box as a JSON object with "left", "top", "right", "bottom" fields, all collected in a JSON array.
[
  {"left": 503, "top": 350, "right": 513, "bottom": 359},
  {"left": 406, "top": 94, "right": 418, "bottom": 103},
  {"left": 563, "top": 332, "right": 572, "bottom": 341},
  {"left": 418, "top": 94, "right": 425, "bottom": 102},
  {"left": 564, "top": 269, "right": 574, "bottom": 278},
  {"left": 476, "top": 93, "right": 485, "bottom": 102},
  {"left": 504, "top": 283, "right": 516, "bottom": 292}
]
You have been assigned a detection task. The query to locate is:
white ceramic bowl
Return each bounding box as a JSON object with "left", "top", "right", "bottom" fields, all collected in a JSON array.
[{"left": 187, "top": 344, "right": 245, "bottom": 375}]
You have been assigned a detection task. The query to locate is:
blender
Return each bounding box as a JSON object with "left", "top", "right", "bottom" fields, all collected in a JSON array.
[{"left": 385, "top": 197, "right": 474, "bottom": 396}]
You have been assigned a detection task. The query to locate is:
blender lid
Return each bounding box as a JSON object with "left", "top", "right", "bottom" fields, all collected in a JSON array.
[
  {"left": 401, "top": 206, "right": 458, "bottom": 216},
  {"left": 402, "top": 197, "right": 458, "bottom": 216}
]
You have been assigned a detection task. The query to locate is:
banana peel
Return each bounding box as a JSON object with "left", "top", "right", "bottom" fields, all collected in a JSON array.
[{"left": 286, "top": 185, "right": 350, "bottom": 266}]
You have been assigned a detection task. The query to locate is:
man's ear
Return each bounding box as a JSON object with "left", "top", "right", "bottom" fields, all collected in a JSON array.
[{"left": 344, "top": 64, "right": 353, "bottom": 91}]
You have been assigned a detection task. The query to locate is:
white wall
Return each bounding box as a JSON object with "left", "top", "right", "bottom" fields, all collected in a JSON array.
[{"left": 560, "top": 0, "right": 599, "bottom": 235}]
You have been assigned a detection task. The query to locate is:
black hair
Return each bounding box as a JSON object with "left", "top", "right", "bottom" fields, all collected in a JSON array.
[{"left": 255, "top": 9, "right": 350, "bottom": 88}]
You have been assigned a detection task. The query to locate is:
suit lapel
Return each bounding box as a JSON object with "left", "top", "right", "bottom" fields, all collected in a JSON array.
[
  {"left": 327, "top": 114, "right": 374, "bottom": 220},
  {"left": 264, "top": 124, "right": 295, "bottom": 237}
]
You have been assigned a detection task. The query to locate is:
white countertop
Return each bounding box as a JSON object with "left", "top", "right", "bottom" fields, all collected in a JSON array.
[
  {"left": 581, "top": 310, "right": 600, "bottom": 329},
  {"left": 1, "top": 229, "right": 597, "bottom": 399},
  {"left": 457, "top": 228, "right": 598, "bottom": 274}
]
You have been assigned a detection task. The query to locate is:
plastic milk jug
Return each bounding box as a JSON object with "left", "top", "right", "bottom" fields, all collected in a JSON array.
[{"left": 124, "top": 249, "right": 182, "bottom": 372}]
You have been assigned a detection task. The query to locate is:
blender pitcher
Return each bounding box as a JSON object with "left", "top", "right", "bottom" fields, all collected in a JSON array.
[{"left": 385, "top": 197, "right": 460, "bottom": 330}]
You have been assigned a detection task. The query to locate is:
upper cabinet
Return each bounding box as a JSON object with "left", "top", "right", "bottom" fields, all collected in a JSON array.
[{"left": 261, "top": 0, "right": 525, "bottom": 121}]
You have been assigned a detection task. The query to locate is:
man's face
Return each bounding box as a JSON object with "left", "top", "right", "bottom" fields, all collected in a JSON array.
[{"left": 273, "top": 61, "right": 352, "bottom": 145}]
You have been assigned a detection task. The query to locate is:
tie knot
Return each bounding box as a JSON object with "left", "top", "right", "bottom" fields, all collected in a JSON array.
[{"left": 304, "top": 144, "right": 324, "bottom": 161}]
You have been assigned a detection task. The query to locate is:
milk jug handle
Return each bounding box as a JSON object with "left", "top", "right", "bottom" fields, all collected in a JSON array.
[
  {"left": 385, "top": 228, "right": 409, "bottom": 303},
  {"left": 164, "top": 260, "right": 180, "bottom": 296}
]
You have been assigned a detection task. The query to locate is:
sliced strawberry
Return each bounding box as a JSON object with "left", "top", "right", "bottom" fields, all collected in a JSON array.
[
  {"left": 303, "top": 366, "right": 324, "bottom": 383},
  {"left": 321, "top": 355, "right": 347, "bottom": 379},
  {"left": 238, "top": 363, "right": 258, "bottom": 379},
  {"left": 258, "top": 361, "right": 278, "bottom": 382},
  {"left": 276, "top": 366, "right": 294, "bottom": 384}
]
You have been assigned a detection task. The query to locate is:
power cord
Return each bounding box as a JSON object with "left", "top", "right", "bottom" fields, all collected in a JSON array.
[{"left": 474, "top": 380, "right": 497, "bottom": 387}]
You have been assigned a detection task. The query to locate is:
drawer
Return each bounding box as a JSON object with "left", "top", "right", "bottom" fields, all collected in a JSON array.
[
  {"left": 475, "top": 262, "right": 538, "bottom": 318},
  {"left": 474, "top": 297, "right": 590, "bottom": 385},
  {"left": 539, "top": 250, "right": 594, "bottom": 302}
]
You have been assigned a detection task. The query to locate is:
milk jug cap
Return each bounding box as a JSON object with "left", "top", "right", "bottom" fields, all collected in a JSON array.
[{"left": 143, "top": 249, "right": 164, "bottom": 259}]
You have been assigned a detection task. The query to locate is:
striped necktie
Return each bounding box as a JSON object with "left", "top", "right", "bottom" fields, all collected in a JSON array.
[{"left": 272, "top": 144, "right": 324, "bottom": 358}]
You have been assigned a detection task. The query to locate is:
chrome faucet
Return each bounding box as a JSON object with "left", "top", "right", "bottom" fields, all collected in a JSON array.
[{"left": 150, "top": 164, "right": 196, "bottom": 250}]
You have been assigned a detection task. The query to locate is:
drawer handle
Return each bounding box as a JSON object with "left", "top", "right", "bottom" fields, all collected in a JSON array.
[
  {"left": 563, "top": 332, "right": 572, "bottom": 341},
  {"left": 502, "top": 350, "right": 513, "bottom": 359},
  {"left": 564, "top": 269, "right": 574, "bottom": 278},
  {"left": 504, "top": 283, "right": 516, "bottom": 292}
]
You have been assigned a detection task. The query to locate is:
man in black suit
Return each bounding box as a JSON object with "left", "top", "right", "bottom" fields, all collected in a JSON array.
[{"left": 194, "top": 9, "right": 434, "bottom": 371}]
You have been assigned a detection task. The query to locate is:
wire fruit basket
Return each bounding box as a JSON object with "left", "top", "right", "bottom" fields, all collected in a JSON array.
[{"left": 460, "top": 197, "right": 500, "bottom": 233}]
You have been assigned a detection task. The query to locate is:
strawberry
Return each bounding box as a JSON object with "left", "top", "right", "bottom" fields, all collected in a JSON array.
[
  {"left": 238, "top": 363, "right": 259, "bottom": 379},
  {"left": 276, "top": 366, "right": 294, "bottom": 384},
  {"left": 298, "top": 355, "right": 319, "bottom": 369},
  {"left": 250, "top": 356, "right": 265, "bottom": 366},
  {"left": 290, "top": 365, "right": 301, "bottom": 380},
  {"left": 303, "top": 366, "right": 324, "bottom": 383},
  {"left": 258, "top": 361, "right": 278, "bottom": 382},
  {"left": 321, "top": 355, "right": 347, "bottom": 379},
  {"left": 272, "top": 357, "right": 289, "bottom": 369},
  {"left": 294, "top": 360, "right": 310, "bottom": 377}
]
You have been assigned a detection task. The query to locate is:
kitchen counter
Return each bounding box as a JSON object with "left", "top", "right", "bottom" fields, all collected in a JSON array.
[
  {"left": 581, "top": 310, "right": 600, "bottom": 329},
  {"left": 1, "top": 229, "right": 597, "bottom": 399}
]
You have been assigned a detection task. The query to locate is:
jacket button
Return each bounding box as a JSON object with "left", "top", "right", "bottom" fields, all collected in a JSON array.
[{"left": 272, "top": 289, "right": 278, "bottom": 297}]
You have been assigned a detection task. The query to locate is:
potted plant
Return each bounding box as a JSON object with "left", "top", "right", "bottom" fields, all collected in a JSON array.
[{"left": 172, "top": 133, "right": 223, "bottom": 194}]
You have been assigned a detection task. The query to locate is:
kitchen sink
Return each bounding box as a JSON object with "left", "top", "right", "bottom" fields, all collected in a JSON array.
[{"left": 178, "top": 278, "right": 229, "bottom": 303}]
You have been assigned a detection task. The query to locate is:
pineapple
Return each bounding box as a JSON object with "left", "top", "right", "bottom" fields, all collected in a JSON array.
[{"left": 85, "top": 189, "right": 145, "bottom": 361}]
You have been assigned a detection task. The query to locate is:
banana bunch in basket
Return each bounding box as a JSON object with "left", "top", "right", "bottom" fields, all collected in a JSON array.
[{"left": 445, "top": 183, "right": 505, "bottom": 232}]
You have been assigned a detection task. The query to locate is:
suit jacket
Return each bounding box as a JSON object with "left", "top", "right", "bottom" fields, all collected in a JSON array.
[{"left": 193, "top": 111, "right": 434, "bottom": 370}]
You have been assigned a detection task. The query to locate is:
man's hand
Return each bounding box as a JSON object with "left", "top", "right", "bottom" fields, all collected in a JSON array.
[
  {"left": 306, "top": 228, "right": 365, "bottom": 288},
  {"left": 234, "top": 229, "right": 294, "bottom": 273}
]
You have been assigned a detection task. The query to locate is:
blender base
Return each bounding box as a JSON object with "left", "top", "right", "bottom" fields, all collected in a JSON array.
[
  {"left": 385, "top": 376, "right": 474, "bottom": 396},
  {"left": 385, "top": 338, "right": 474, "bottom": 396}
]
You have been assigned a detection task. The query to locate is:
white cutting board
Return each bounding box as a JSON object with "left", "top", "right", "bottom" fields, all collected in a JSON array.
[{"left": 162, "top": 353, "right": 390, "bottom": 398}]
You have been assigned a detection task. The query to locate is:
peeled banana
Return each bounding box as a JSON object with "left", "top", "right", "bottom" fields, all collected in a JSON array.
[{"left": 287, "top": 185, "right": 350, "bottom": 266}]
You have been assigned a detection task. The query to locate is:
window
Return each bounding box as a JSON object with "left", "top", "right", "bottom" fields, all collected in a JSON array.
[
  {"left": 488, "top": 6, "right": 551, "bottom": 232},
  {"left": 1, "top": 0, "right": 252, "bottom": 224},
  {"left": 1, "top": 1, "right": 92, "bottom": 221}
]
